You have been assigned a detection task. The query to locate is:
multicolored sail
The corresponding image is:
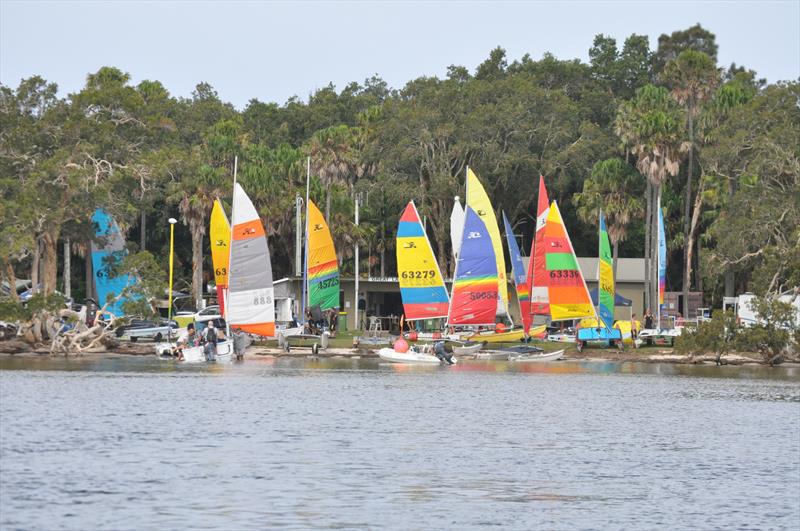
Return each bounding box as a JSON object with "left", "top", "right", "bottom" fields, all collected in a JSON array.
[
  {"left": 91, "top": 209, "right": 136, "bottom": 317},
  {"left": 658, "top": 204, "right": 666, "bottom": 308},
  {"left": 543, "top": 201, "right": 595, "bottom": 321},
  {"left": 502, "top": 212, "right": 531, "bottom": 333},
  {"left": 466, "top": 168, "right": 507, "bottom": 315},
  {"left": 597, "top": 211, "right": 615, "bottom": 331},
  {"left": 450, "top": 196, "right": 464, "bottom": 261},
  {"left": 397, "top": 201, "right": 449, "bottom": 320},
  {"left": 447, "top": 206, "right": 498, "bottom": 325},
  {"left": 306, "top": 199, "right": 340, "bottom": 311},
  {"left": 227, "top": 183, "right": 275, "bottom": 337},
  {"left": 528, "top": 175, "right": 550, "bottom": 316},
  {"left": 209, "top": 199, "right": 230, "bottom": 316}
]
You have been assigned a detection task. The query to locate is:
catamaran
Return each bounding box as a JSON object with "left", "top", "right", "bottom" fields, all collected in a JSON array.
[
  {"left": 379, "top": 201, "right": 455, "bottom": 364},
  {"left": 91, "top": 209, "right": 137, "bottom": 317},
  {"left": 638, "top": 198, "right": 681, "bottom": 343},
  {"left": 457, "top": 168, "right": 529, "bottom": 343},
  {"left": 574, "top": 211, "right": 624, "bottom": 351},
  {"left": 280, "top": 163, "right": 340, "bottom": 353}
]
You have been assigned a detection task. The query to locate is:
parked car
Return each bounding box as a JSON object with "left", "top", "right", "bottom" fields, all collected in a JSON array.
[{"left": 114, "top": 318, "right": 178, "bottom": 342}]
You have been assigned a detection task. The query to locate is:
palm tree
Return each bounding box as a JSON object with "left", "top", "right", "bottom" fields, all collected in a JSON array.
[
  {"left": 306, "top": 125, "right": 360, "bottom": 220},
  {"left": 574, "top": 158, "right": 645, "bottom": 281},
  {"left": 661, "top": 50, "right": 719, "bottom": 309},
  {"left": 615, "top": 85, "right": 687, "bottom": 311}
]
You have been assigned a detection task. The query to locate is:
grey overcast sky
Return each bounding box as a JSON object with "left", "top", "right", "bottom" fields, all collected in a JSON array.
[{"left": 1, "top": 0, "right": 798, "bottom": 108}]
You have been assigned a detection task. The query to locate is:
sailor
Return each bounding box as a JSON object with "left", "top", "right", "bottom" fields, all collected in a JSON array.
[
  {"left": 174, "top": 323, "right": 197, "bottom": 361},
  {"left": 433, "top": 340, "right": 454, "bottom": 365},
  {"left": 203, "top": 322, "right": 218, "bottom": 361}
]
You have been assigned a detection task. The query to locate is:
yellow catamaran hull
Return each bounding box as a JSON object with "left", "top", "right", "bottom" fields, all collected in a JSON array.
[{"left": 468, "top": 324, "right": 546, "bottom": 343}]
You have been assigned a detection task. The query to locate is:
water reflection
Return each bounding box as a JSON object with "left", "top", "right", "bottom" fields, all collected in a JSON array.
[{"left": 2, "top": 354, "right": 798, "bottom": 381}]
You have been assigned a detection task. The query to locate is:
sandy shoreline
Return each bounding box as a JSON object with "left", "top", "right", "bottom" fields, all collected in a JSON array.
[{"left": 0, "top": 339, "right": 778, "bottom": 366}]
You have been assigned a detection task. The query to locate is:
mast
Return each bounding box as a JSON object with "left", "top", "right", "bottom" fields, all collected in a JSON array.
[
  {"left": 224, "top": 155, "right": 238, "bottom": 338},
  {"left": 354, "top": 192, "right": 359, "bottom": 330},
  {"left": 301, "top": 157, "right": 310, "bottom": 323},
  {"left": 597, "top": 208, "right": 603, "bottom": 325},
  {"left": 656, "top": 190, "right": 661, "bottom": 331}
]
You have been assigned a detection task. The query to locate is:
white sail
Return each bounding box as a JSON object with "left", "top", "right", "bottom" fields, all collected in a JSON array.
[
  {"left": 227, "top": 182, "right": 275, "bottom": 337},
  {"left": 450, "top": 196, "right": 465, "bottom": 261}
]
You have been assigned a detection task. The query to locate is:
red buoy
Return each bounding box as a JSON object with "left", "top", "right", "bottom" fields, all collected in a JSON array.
[{"left": 394, "top": 337, "right": 410, "bottom": 353}]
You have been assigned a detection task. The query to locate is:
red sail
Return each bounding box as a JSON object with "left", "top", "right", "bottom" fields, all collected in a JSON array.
[{"left": 527, "top": 175, "right": 550, "bottom": 315}]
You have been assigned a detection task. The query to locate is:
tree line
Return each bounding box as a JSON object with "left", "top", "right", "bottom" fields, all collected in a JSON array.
[{"left": 1, "top": 23, "right": 797, "bottom": 314}]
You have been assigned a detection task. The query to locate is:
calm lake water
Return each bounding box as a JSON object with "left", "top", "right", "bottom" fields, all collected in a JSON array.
[{"left": 1, "top": 355, "right": 799, "bottom": 530}]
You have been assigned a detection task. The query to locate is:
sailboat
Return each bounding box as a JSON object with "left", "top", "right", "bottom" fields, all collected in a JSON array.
[
  {"left": 460, "top": 169, "right": 526, "bottom": 343},
  {"left": 528, "top": 175, "right": 551, "bottom": 325},
  {"left": 378, "top": 201, "right": 456, "bottom": 364},
  {"left": 209, "top": 199, "right": 230, "bottom": 316},
  {"left": 281, "top": 177, "right": 340, "bottom": 352},
  {"left": 396, "top": 201, "right": 449, "bottom": 322},
  {"left": 91, "top": 209, "right": 137, "bottom": 317},
  {"left": 570, "top": 210, "right": 623, "bottom": 351},
  {"left": 502, "top": 212, "right": 549, "bottom": 339},
  {"left": 638, "top": 200, "right": 681, "bottom": 342}
]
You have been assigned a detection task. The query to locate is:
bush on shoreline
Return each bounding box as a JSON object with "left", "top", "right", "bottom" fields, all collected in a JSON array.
[{"left": 675, "top": 299, "right": 799, "bottom": 365}]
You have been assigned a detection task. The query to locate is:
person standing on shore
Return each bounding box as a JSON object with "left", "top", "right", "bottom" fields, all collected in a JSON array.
[
  {"left": 643, "top": 308, "right": 655, "bottom": 346},
  {"left": 232, "top": 327, "right": 250, "bottom": 360}
]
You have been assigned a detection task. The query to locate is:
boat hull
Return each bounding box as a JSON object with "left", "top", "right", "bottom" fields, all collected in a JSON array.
[
  {"left": 508, "top": 349, "right": 564, "bottom": 362},
  {"left": 468, "top": 324, "right": 546, "bottom": 343},
  {"left": 547, "top": 333, "right": 576, "bottom": 343},
  {"left": 377, "top": 347, "right": 456, "bottom": 365},
  {"left": 577, "top": 327, "right": 623, "bottom": 341},
  {"left": 452, "top": 341, "right": 485, "bottom": 356},
  {"left": 153, "top": 340, "right": 234, "bottom": 363}
]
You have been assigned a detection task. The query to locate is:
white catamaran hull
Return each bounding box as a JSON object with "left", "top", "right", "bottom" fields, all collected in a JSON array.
[
  {"left": 452, "top": 341, "right": 486, "bottom": 356},
  {"left": 508, "top": 349, "right": 564, "bottom": 362},
  {"left": 378, "top": 347, "right": 457, "bottom": 365},
  {"left": 547, "top": 333, "right": 576, "bottom": 343}
]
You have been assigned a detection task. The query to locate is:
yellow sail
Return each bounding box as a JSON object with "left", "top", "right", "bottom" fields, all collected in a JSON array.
[
  {"left": 466, "top": 168, "right": 508, "bottom": 314},
  {"left": 210, "top": 199, "right": 230, "bottom": 313}
]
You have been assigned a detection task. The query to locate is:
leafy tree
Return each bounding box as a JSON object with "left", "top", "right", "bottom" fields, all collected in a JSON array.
[
  {"left": 652, "top": 24, "right": 718, "bottom": 74},
  {"left": 574, "top": 158, "right": 644, "bottom": 279}
]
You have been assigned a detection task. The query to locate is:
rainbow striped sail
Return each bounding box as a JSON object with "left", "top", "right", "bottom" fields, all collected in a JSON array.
[
  {"left": 307, "top": 199, "right": 340, "bottom": 311},
  {"left": 528, "top": 175, "right": 550, "bottom": 316},
  {"left": 597, "top": 211, "right": 615, "bottom": 330},
  {"left": 466, "top": 168, "right": 507, "bottom": 315},
  {"left": 447, "top": 206, "right": 498, "bottom": 325},
  {"left": 227, "top": 183, "right": 275, "bottom": 337},
  {"left": 658, "top": 205, "right": 666, "bottom": 308},
  {"left": 502, "top": 212, "right": 531, "bottom": 333},
  {"left": 397, "top": 201, "right": 449, "bottom": 320},
  {"left": 543, "top": 201, "right": 595, "bottom": 321},
  {"left": 209, "top": 199, "right": 230, "bottom": 315}
]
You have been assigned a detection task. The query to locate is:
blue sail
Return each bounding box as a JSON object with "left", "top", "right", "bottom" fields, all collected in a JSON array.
[{"left": 91, "top": 209, "right": 136, "bottom": 317}]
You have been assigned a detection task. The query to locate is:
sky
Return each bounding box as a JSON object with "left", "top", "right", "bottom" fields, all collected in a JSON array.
[{"left": 1, "top": 0, "right": 799, "bottom": 109}]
